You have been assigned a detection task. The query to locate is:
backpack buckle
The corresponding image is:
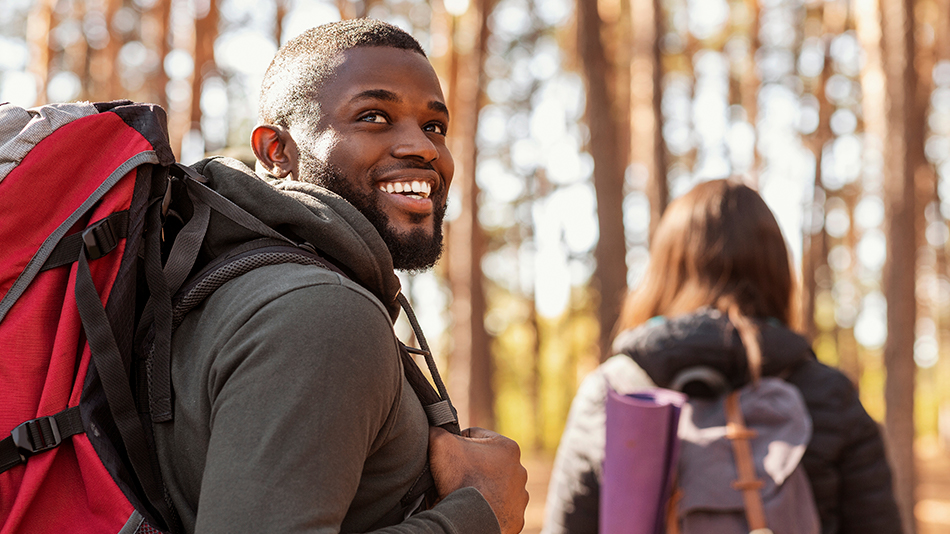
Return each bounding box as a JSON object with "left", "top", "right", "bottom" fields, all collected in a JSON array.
[
  {"left": 82, "top": 217, "right": 118, "bottom": 260},
  {"left": 10, "top": 416, "right": 62, "bottom": 460}
]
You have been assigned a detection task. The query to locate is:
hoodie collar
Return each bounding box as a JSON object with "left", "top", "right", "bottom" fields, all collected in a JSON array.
[{"left": 193, "top": 157, "right": 403, "bottom": 320}]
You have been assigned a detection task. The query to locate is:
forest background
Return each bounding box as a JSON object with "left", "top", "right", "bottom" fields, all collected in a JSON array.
[{"left": 2, "top": 0, "right": 949, "bottom": 531}]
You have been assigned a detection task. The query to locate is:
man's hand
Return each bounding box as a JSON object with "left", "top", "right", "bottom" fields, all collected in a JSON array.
[{"left": 428, "top": 426, "right": 529, "bottom": 534}]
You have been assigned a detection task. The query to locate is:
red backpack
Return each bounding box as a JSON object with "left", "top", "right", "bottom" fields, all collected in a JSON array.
[
  {"left": 0, "top": 100, "right": 182, "bottom": 533},
  {"left": 0, "top": 100, "right": 456, "bottom": 534}
]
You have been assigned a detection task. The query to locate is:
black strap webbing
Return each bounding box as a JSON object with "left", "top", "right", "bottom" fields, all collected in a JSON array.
[
  {"left": 183, "top": 177, "right": 293, "bottom": 245},
  {"left": 141, "top": 197, "right": 175, "bottom": 423},
  {"left": 75, "top": 235, "right": 177, "bottom": 531},
  {"left": 162, "top": 199, "right": 210, "bottom": 297},
  {"left": 0, "top": 406, "right": 83, "bottom": 473},
  {"left": 398, "top": 294, "right": 460, "bottom": 435},
  {"left": 423, "top": 401, "right": 457, "bottom": 428},
  {"left": 41, "top": 211, "right": 130, "bottom": 271}
]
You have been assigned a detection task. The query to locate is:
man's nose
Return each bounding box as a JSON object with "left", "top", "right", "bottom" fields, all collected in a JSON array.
[{"left": 391, "top": 124, "right": 439, "bottom": 163}]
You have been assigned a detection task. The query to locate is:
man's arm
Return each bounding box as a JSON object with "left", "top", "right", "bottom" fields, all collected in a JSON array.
[{"left": 169, "top": 265, "right": 499, "bottom": 533}]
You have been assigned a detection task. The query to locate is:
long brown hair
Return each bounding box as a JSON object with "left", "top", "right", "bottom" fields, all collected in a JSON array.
[{"left": 615, "top": 179, "right": 797, "bottom": 380}]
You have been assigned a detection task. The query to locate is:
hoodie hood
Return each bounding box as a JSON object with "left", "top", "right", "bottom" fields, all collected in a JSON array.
[
  {"left": 611, "top": 308, "right": 814, "bottom": 390},
  {"left": 189, "top": 156, "right": 402, "bottom": 320}
]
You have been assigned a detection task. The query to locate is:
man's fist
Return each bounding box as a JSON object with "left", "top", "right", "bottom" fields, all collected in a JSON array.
[{"left": 428, "top": 426, "right": 529, "bottom": 534}]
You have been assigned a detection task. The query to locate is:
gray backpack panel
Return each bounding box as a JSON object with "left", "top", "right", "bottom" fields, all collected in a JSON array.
[{"left": 675, "top": 378, "right": 820, "bottom": 534}]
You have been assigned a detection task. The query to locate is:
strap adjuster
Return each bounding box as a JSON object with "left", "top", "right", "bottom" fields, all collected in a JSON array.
[
  {"left": 11, "top": 416, "right": 62, "bottom": 461},
  {"left": 82, "top": 217, "right": 118, "bottom": 259}
]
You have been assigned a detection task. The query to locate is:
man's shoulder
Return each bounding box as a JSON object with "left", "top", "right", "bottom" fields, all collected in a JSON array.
[
  {"left": 177, "top": 261, "right": 398, "bottom": 356},
  {"left": 173, "top": 260, "right": 403, "bottom": 389},
  {"left": 212, "top": 260, "right": 389, "bottom": 316}
]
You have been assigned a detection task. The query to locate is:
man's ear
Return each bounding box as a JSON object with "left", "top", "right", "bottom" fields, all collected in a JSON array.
[{"left": 250, "top": 124, "right": 298, "bottom": 179}]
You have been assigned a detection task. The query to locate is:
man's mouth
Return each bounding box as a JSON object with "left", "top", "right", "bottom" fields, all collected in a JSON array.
[{"left": 378, "top": 181, "right": 432, "bottom": 200}]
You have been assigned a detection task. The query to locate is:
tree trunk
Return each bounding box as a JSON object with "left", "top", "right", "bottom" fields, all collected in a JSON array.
[
  {"left": 443, "top": 0, "right": 495, "bottom": 430},
  {"left": 189, "top": 0, "right": 218, "bottom": 154},
  {"left": 932, "top": 0, "right": 950, "bottom": 390},
  {"left": 800, "top": 179, "right": 828, "bottom": 346},
  {"left": 336, "top": 0, "right": 380, "bottom": 19},
  {"left": 336, "top": 0, "right": 354, "bottom": 18},
  {"left": 839, "top": 189, "right": 864, "bottom": 381},
  {"left": 26, "top": 0, "right": 55, "bottom": 105},
  {"left": 913, "top": 0, "right": 938, "bottom": 257},
  {"left": 879, "top": 0, "right": 919, "bottom": 529},
  {"left": 739, "top": 0, "right": 759, "bottom": 145},
  {"left": 613, "top": 0, "right": 631, "bottom": 194},
  {"left": 801, "top": 1, "right": 837, "bottom": 343},
  {"left": 637, "top": 0, "right": 669, "bottom": 242},
  {"left": 528, "top": 299, "right": 543, "bottom": 452},
  {"left": 62, "top": 1, "right": 89, "bottom": 101},
  {"left": 578, "top": 0, "right": 628, "bottom": 359},
  {"left": 275, "top": 0, "right": 287, "bottom": 47},
  {"left": 142, "top": 0, "right": 171, "bottom": 110},
  {"left": 87, "top": 0, "right": 124, "bottom": 100}
]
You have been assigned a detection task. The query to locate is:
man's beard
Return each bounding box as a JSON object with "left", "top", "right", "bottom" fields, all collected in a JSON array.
[{"left": 298, "top": 152, "right": 446, "bottom": 272}]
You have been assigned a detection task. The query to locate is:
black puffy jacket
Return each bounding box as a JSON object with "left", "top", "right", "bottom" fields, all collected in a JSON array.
[{"left": 541, "top": 308, "right": 903, "bottom": 534}]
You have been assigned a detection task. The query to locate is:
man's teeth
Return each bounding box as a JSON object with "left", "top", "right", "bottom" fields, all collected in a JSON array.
[{"left": 379, "top": 181, "right": 431, "bottom": 199}]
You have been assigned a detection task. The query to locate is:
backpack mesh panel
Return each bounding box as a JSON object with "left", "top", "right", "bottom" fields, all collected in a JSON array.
[{"left": 172, "top": 252, "right": 326, "bottom": 329}]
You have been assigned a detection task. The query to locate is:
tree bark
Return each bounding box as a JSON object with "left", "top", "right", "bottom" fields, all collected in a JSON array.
[
  {"left": 801, "top": 1, "right": 837, "bottom": 343},
  {"left": 190, "top": 0, "right": 219, "bottom": 146},
  {"left": 62, "top": 1, "right": 89, "bottom": 101},
  {"left": 878, "top": 0, "right": 919, "bottom": 530},
  {"left": 26, "top": 0, "right": 55, "bottom": 105},
  {"left": 578, "top": 0, "right": 628, "bottom": 359},
  {"left": 336, "top": 0, "right": 380, "bottom": 19},
  {"left": 443, "top": 0, "right": 495, "bottom": 430},
  {"left": 741, "top": 0, "right": 760, "bottom": 182},
  {"left": 275, "top": 0, "right": 287, "bottom": 47},
  {"left": 931, "top": 0, "right": 950, "bottom": 381},
  {"left": 87, "top": 0, "right": 124, "bottom": 100},
  {"left": 142, "top": 0, "right": 171, "bottom": 110},
  {"left": 631, "top": 0, "right": 668, "bottom": 242},
  {"left": 528, "top": 299, "right": 543, "bottom": 452}
]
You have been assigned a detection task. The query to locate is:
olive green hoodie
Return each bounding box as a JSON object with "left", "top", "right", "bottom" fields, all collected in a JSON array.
[{"left": 154, "top": 157, "right": 498, "bottom": 533}]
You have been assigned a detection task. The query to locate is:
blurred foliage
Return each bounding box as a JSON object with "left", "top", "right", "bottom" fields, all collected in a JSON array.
[{"left": 492, "top": 285, "right": 601, "bottom": 452}]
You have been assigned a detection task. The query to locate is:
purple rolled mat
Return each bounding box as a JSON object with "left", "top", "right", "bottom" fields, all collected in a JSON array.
[{"left": 601, "top": 386, "right": 686, "bottom": 534}]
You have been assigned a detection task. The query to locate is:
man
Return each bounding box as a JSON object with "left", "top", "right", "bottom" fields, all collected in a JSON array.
[{"left": 153, "top": 18, "right": 528, "bottom": 534}]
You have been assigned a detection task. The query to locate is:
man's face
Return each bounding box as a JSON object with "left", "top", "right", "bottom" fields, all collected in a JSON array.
[{"left": 292, "top": 46, "right": 454, "bottom": 271}]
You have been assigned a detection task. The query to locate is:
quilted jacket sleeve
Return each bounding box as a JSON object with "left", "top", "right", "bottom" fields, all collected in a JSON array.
[{"left": 786, "top": 358, "right": 904, "bottom": 534}]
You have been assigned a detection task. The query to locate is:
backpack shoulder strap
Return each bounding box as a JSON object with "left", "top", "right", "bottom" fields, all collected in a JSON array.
[
  {"left": 396, "top": 292, "right": 460, "bottom": 433},
  {"left": 724, "top": 390, "right": 771, "bottom": 534}
]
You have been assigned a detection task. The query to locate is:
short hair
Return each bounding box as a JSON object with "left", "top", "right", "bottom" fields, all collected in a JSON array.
[{"left": 258, "top": 18, "right": 426, "bottom": 129}]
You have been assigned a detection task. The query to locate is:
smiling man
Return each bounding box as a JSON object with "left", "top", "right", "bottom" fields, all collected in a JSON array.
[
  {"left": 153, "top": 19, "right": 528, "bottom": 534},
  {"left": 262, "top": 42, "right": 452, "bottom": 271}
]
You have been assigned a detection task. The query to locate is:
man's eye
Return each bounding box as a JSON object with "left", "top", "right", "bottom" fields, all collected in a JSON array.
[
  {"left": 425, "top": 122, "right": 447, "bottom": 136},
  {"left": 360, "top": 112, "right": 389, "bottom": 124}
]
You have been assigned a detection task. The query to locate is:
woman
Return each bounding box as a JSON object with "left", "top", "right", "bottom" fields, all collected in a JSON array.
[{"left": 542, "top": 179, "right": 902, "bottom": 534}]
